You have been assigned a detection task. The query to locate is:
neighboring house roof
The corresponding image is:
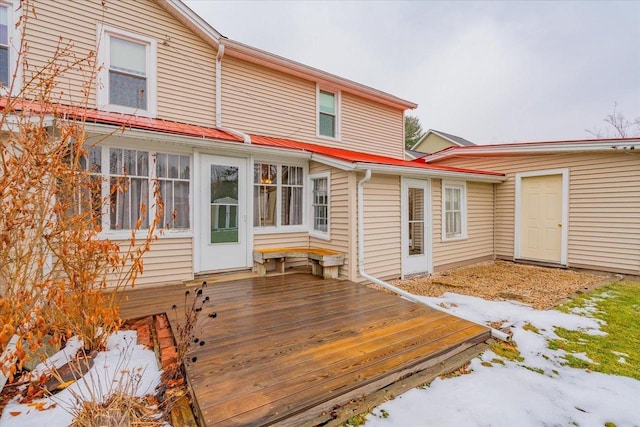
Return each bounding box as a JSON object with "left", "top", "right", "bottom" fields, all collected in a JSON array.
[
  {"left": 0, "top": 98, "right": 503, "bottom": 182},
  {"left": 423, "top": 137, "right": 640, "bottom": 163},
  {"left": 410, "top": 129, "right": 476, "bottom": 151},
  {"left": 404, "top": 149, "right": 427, "bottom": 160},
  {"left": 157, "top": 0, "right": 418, "bottom": 111}
]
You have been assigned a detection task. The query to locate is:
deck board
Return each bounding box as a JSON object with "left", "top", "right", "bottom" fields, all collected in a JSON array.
[{"left": 119, "top": 273, "right": 490, "bottom": 426}]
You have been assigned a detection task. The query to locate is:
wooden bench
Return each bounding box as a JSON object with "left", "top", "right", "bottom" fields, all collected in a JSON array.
[{"left": 253, "top": 247, "right": 345, "bottom": 279}]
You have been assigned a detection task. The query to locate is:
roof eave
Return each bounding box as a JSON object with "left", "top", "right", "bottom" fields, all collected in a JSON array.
[
  {"left": 157, "top": 0, "right": 223, "bottom": 49},
  {"left": 424, "top": 139, "right": 640, "bottom": 162},
  {"left": 353, "top": 162, "right": 506, "bottom": 183}
]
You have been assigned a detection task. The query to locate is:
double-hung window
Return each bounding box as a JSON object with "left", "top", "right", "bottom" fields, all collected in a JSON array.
[
  {"left": 0, "top": 1, "right": 19, "bottom": 92},
  {"left": 156, "top": 153, "right": 190, "bottom": 230},
  {"left": 317, "top": 87, "right": 339, "bottom": 139},
  {"left": 86, "top": 147, "right": 190, "bottom": 233},
  {"left": 0, "top": 4, "right": 9, "bottom": 87},
  {"left": 442, "top": 181, "right": 467, "bottom": 240},
  {"left": 98, "top": 25, "right": 157, "bottom": 117},
  {"left": 253, "top": 163, "right": 304, "bottom": 229},
  {"left": 310, "top": 173, "right": 329, "bottom": 237},
  {"left": 109, "top": 148, "right": 150, "bottom": 230}
]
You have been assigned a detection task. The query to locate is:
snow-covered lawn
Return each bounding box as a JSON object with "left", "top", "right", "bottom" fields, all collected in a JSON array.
[
  {"left": 365, "top": 293, "right": 640, "bottom": 427},
  {"left": 1, "top": 331, "right": 162, "bottom": 427}
]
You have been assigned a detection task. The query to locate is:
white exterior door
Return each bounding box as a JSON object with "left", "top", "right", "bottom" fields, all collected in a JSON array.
[
  {"left": 199, "top": 155, "right": 249, "bottom": 272},
  {"left": 402, "top": 178, "right": 431, "bottom": 276},
  {"left": 520, "top": 174, "right": 563, "bottom": 263}
]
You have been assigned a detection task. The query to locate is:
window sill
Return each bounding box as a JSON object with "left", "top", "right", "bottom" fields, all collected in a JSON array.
[
  {"left": 441, "top": 235, "right": 468, "bottom": 243},
  {"left": 309, "top": 231, "right": 331, "bottom": 241},
  {"left": 315, "top": 133, "right": 341, "bottom": 143},
  {"left": 253, "top": 226, "right": 309, "bottom": 235},
  {"left": 97, "top": 103, "right": 157, "bottom": 118},
  {"left": 98, "top": 230, "right": 193, "bottom": 241}
]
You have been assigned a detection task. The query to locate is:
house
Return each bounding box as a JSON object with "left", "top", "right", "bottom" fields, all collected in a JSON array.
[
  {"left": 421, "top": 139, "right": 640, "bottom": 275},
  {"left": 409, "top": 129, "right": 476, "bottom": 155},
  {"left": 1, "top": 0, "right": 507, "bottom": 288}
]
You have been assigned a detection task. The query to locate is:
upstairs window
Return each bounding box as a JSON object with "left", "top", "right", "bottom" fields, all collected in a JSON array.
[
  {"left": 0, "top": 5, "right": 9, "bottom": 87},
  {"left": 109, "top": 36, "right": 147, "bottom": 110},
  {"left": 98, "top": 25, "right": 157, "bottom": 117},
  {"left": 0, "top": 1, "right": 19, "bottom": 92},
  {"left": 442, "top": 181, "right": 467, "bottom": 241},
  {"left": 318, "top": 88, "right": 340, "bottom": 139}
]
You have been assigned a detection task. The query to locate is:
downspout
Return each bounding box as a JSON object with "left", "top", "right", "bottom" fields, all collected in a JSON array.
[
  {"left": 215, "top": 43, "right": 251, "bottom": 144},
  {"left": 357, "top": 169, "right": 510, "bottom": 341}
]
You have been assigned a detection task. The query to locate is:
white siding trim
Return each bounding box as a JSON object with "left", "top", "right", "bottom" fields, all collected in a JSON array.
[
  {"left": 308, "top": 171, "right": 331, "bottom": 240},
  {"left": 316, "top": 84, "right": 341, "bottom": 141},
  {"left": 96, "top": 24, "right": 158, "bottom": 117},
  {"left": 441, "top": 180, "right": 467, "bottom": 241},
  {"left": 514, "top": 168, "right": 569, "bottom": 265}
]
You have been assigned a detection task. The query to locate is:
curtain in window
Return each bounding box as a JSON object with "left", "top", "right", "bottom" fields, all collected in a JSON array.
[
  {"left": 445, "top": 187, "right": 462, "bottom": 237},
  {"left": 110, "top": 177, "right": 149, "bottom": 230},
  {"left": 312, "top": 177, "right": 328, "bottom": 232},
  {"left": 109, "top": 36, "right": 147, "bottom": 109},
  {"left": 282, "top": 166, "right": 303, "bottom": 225}
]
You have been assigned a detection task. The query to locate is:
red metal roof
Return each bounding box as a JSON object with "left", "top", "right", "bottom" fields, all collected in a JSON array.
[{"left": 0, "top": 97, "right": 503, "bottom": 177}]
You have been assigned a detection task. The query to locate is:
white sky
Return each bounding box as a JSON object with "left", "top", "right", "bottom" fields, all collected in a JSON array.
[{"left": 184, "top": 0, "right": 640, "bottom": 144}]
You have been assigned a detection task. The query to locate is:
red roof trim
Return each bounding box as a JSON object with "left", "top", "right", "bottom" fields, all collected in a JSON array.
[{"left": 0, "top": 97, "right": 503, "bottom": 177}]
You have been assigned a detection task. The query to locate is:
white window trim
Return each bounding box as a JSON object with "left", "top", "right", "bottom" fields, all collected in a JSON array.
[
  {"left": 0, "top": 0, "right": 22, "bottom": 96},
  {"left": 252, "top": 160, "right": 308, "bottom": 234},
  {"left": 441, "top": 180, "right": 467, "bottom": 241},
  {"left": 316, "top": 84, "right": 341, "bottom": 141},
  {"left": 96, "top": 24, "right": 157, "bottom": 117},
  {"left": 308, "top": 172, "right": 330, "bottom": 240},
  {"left": 94, "top": 145, "right": 192, "bottom": 240}
]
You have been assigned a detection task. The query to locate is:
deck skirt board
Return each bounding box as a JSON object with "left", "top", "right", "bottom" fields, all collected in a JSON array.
[{"left": 119, "top": 273, "right": 489, "bottom": 426}]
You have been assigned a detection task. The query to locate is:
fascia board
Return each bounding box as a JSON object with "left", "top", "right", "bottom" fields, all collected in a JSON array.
[
  {"left": 310, "top": 154, "right": 356, "bottom": 171},
  {"left": 353, "top": 162, "right": 506, "bottom": 183},
  {"left": 425, "top": 140, "right": 640, "bottom": 162},
  {"left": 157, "top": 0, "right": 223, "bottom": 48}
]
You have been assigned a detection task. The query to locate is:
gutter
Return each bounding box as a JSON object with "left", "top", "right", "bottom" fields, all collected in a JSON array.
[
  {"left": 356, "top": 168, "right": 510, "bottom": 341},
  {"left": 214, "top": 43, "right": 251, "bottom": 144}
]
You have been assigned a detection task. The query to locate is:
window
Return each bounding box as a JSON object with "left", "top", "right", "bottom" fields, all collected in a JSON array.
[
  {"left": 0, "top": 1, "right": 19, "bottom": 92},
  {"left": 157, "top": 153, "right": 190, "bottom": 230},
  {"left": 84, "top": 146, "right": 190, "bottom": 233},
  {"left": 97, "top": 25, "right": 157, "bottom": 117},
  {"left": 310, "top": 173, "right": 329, "bottom": 236},
  {"left": 317, "top": 88, "right": 339, "bottom": 139},
  {"left": 109, "top": 148, "right": 149, "bottom": 230},
  {"left": 442, "top": 181, "right": 467, "bottom": 240},
  {"left": 254, "top": 163, "right": 304, "bottom": 228},
  {"left": 0, "top": 5, "right": 9, "bottom": 87}
]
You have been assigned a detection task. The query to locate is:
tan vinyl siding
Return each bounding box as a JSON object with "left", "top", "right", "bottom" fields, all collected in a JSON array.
[
  {"left": 413, "top": 134, "right": 455, "bottom": 154},
  {"left": 106, "top": 237, "right": 193, "bottom": 288},
  {"left": 221, "top": 56, "right": 405, "bottom": 158},
  {"left": 309, "top": 162, "right": 352, "bottom": 279},
  {"left": 27, "top": 0, "right": 216, "bottom": 127},
  {"left": 341, "top": 93, "right": 404, "bottom": 158},
  {"left": 434, "top": 152, "right": 640, "bottom": 274},
  {"left": 361, "top": 173, "right": 401, "bottom": 280},
  {"left": 432, "top": 180, "right": 495, "bottom": 270}
]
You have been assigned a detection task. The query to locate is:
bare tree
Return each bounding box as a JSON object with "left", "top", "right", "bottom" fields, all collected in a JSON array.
[{"left": 586, "top": 102, "right": 640, "bottom": 138}]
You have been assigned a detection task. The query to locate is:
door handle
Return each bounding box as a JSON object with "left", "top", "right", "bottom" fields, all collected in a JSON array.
[{"left": 558, "top": 223, "right": 562, "bottom": 227}]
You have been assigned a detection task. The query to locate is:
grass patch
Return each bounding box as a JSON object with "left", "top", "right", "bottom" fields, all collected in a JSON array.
[
  {"left": 522, "top": 322, "right": 540, "bottom": 334},
  {"left": 548, "top": 281, "right": 640, "bottom": 380},
  {"left": 490, "top": 340, "right": 524, "bottom": 362}
]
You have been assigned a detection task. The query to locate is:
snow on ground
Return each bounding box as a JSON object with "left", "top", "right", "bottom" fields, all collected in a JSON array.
[
  {"left": 1, "top": 330, "right": 161, "bottom": 427},
  {"left": 365, "top": 293, "right": 640, "bottom": 427}
]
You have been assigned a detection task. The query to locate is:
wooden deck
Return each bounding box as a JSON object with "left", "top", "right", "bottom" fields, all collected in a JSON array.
[{"left": 119, "top": 273, "right": 490, "bottom": 426}]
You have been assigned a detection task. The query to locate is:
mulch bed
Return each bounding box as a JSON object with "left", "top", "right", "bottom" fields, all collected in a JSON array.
[{"left": 388, "top": 261, "right": 612, "bottom": 310}]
